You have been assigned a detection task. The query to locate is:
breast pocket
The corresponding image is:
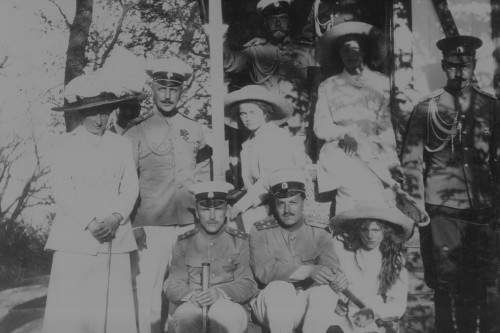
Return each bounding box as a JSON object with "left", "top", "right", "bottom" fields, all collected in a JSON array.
[
  {"left": 300, "top": 251, "right": 316, "bottom": 265},
  {"left": 185, "top": 256, "right": 203, "bottom": 285},
  {"left": 219, "top": 254, "right": 240, "bottom": 283},
  {"left": 274, "top": 250, "right": 290, "bottom": 262}
]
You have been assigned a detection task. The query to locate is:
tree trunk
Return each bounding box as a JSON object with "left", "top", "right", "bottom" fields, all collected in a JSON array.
[
  {"left": 63, "top": 0, "right": 94, "bottom": 132},
  {"left": 491, "top": 0, "right": 500, "bottom": 97},
  {"left": 430, "top": 0, "right": 458, "bottom": 37}
]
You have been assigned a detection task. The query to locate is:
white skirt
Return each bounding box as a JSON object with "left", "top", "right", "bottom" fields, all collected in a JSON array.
[{"left": 43, "top": 251, "right": 137, "bottom": 333}]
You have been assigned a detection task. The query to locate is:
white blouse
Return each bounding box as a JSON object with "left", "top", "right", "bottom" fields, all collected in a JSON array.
[{"left": 333, "top": 237, "right": 408, "bottom": 321}]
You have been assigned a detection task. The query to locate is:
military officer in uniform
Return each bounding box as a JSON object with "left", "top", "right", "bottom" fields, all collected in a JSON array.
[
  {"left": 223, "top": 0, "right": 319, "bottom": 138},
  {"left": 164, "top": 181, "right": 258, "bottom": 333},
  {"left": 249, "top": 169, "right": 349, "bottom": 333},
  {"left": 401, "top": 35, "right": 500, "bottom": 333},
  {"left": 124, "top": 58, "right": 211, "bottom": 333}
]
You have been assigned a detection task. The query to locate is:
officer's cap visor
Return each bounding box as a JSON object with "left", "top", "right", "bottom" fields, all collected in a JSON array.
[{"left": 197, "top": 199, "right": 227, "bottom": 208}]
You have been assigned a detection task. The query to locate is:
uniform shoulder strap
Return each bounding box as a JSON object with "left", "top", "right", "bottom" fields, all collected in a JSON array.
[
  {"left": 419, "top": 88, "right": 444, "bottom": 103},
  {"left": 254, "top": 216, "right": 280, "bottom": 231},
  {"left": 304, "top": 217, "right": 330, "bottom": 231},
  {"left": 224, "top": 226, "right": 249, "bottom": 240},
  {"left": 472, "top": 86, "right": 497, "bottom": 100},
  {"left": 178, "top": 227, "right": 199, "bottom": 240},
  {"left": 124, "top": 111, "right": 154, "bottom": 132}
]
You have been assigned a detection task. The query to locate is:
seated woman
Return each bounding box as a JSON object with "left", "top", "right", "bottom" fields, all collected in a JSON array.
[
  {"left": 314, "top": 21, "right": 402, "bottom": 215},
  {"left": 225, "top": 85, "right": 306, "bottom": 232},
  {"left": 328, "top": 202, "right": 413, "bottom": 333}
]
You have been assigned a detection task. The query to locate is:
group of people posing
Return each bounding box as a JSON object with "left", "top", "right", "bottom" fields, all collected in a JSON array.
[{"left": 42, "top": 0, "right": 500, "bottom": 333}]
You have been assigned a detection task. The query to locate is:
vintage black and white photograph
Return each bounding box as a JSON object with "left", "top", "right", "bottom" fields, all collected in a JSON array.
[{"left": 0, "top": 0, "right": 499, "bottom": 332}]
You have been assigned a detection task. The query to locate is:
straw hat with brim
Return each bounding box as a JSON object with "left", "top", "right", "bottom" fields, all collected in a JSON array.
[
  {"left": 224, "top": 85, "right": 293, "bottom": 128},
  {"left": 315, "top": 21, "right": 388, "bottom": 73},
  {"left": 52, "top": 92, "right": 145, "bottom": 112},
  {"left": 330, "top": 202, "right": 415, "bottom": 243}
]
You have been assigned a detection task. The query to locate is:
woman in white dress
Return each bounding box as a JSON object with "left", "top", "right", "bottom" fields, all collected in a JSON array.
[
  {"left": 328, "top": 202, "right": 414, "bottom": 333},
  {"left": 314, "top": 21, "right": 403, "bottom": 214},
  {"left": 225, "top": 85, "right": 306, "bottom": 232},
  {"left": 43, "top": 72, "right": 140, "bottom": 333}
]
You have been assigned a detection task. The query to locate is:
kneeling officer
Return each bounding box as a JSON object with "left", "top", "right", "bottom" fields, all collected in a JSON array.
[{"left": 164, "top": 181, "right": 258, "bottom": 333}]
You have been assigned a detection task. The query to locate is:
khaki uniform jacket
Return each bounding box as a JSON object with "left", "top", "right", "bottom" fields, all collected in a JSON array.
[
  {"left": 224, "top": 38, "right": 317, "bottom": 116},
  {"left": 401, "top": 86, "right": 500, "bottom": 209},
  {"left": 164, "top": 226, "right": 258, "bottom": 304},
  {"left": 124, "top": 111, "right": 210, "bottom": 227},
  {"left": 249, "top": 216, "right": 340, "bottom": 287}
]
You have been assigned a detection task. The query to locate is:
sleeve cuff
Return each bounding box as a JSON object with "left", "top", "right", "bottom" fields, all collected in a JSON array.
[
  {"left": 112, "top": 212, "right": 125, "bottom": 225},
  {"left": 216, "top": 287, "right": 231, "bottom": 300},
  {"left": 181, "top": 291, "right": 196, "bottom": 302}
]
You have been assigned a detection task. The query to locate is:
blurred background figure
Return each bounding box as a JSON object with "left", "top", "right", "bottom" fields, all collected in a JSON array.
[{"left": 314, "top": 21, "right": 401, "bottom": 216}]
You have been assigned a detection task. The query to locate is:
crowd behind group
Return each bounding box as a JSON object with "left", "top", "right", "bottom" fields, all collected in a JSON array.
[{"left": 41, "top": 1, "right": 500, "bottom": 333}]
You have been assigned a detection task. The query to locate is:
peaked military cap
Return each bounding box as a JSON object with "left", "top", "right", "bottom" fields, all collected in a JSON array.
[
  {"left": 257, "top": 0, "right": 291, "bottom": 16},
  {"left": 189, "top": 181, "right": 235, "bottom": 208},
  {"left": 437, "top": 35, "right": 482, "bottom": 63},
  {"left": 269, "top": 168, "right": 306, "bottom": 198},
  {"left": 145, "top": 58, "right": 192, "bottom": 86}
]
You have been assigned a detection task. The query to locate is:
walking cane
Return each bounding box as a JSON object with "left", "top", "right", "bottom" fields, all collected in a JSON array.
[
  {"left": 104, "top": 240, "right": 112, "bottom": 333},
  {"left": 201, "top": 262, "right": 211, "bottom": 333}
]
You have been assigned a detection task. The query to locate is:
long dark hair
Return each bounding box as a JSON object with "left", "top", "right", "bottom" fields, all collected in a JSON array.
[{"left": 337, "top": 219, "right": 405, "bottom": 297}]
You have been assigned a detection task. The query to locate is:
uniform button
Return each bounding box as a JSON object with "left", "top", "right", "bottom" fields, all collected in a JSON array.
[
  {"left": 461, "top": 115, "right": 466, "bottom": 118},
  {"left": 211, "top": 258, "right": 215, "bottom": 261},
  {"left": 464, "top": 147, "right": 469, "bottom": 151},
  {"left": 290, "top": 235, "right": 296, "bottom": 241},
  {"left": 212, "top": 274, "right": 216, "bottom": 278},
  {"left": 210, "top": 242, "right": 214, "bottom": 246},
  {"left": 464, "top": 164, "right": 469, "bottom": 167},
  {"left": 463, "top": 130, "right": 468, "bottom": 134},
  {"left": 178, "top": 185, "right": 183, "bottom": 189}
]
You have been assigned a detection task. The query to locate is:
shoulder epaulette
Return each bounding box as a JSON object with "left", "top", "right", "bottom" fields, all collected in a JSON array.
[
  {"left": 419, "top": 88, "right": 444, "bottom": 103},
  {"left": 178, "top": 227, "right": 199, "bottom": 240},
  {"left": 254, "top": 216, "right": 279, "bottom": 231},
  {"left": 472, "top": 86, "right": 497, "bottom": 99},
  {"left": 178, "top": 111, "right": 197, "bottom": 122},
  {"left": 128, "top": 111, "right": 154, "bottom": 128},
  {"left": 224, "top": 226, "right": 249, "bottom": 240},
  {"left": 304, "top": 217, "right": 330, "bottom": 229}
]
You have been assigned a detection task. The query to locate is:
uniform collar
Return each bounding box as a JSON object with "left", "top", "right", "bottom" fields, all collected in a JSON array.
[
  {"left": 444, "top": 83, "right": 473, "bottom": 97},
  {"left": 279, "top": 215, "right": 305, "bottom": 232}
]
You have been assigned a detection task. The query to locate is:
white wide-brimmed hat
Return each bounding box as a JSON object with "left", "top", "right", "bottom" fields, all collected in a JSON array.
[
  {"left": 330, "top": 202, "right": 415, "bottom": 243},
  {"left": 315, "top": 21, "right": 387, "bottom": 72},
  {"left": 224, "top": 85, "right": 292, "bottom": 128},
  {"left": 52, "top": 72, "right": 144, "bottom": 112}
]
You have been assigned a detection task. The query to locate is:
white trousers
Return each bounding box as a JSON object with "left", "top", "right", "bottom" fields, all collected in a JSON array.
[
  {"left": 134, "top": 225, "right": 192, "bottom": 333},
  {"left": 251, "top": 281, "right": 339, "bottom": 333},
  {"left": 173, "top": 299, "right": 247, "bottom": 333}
]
